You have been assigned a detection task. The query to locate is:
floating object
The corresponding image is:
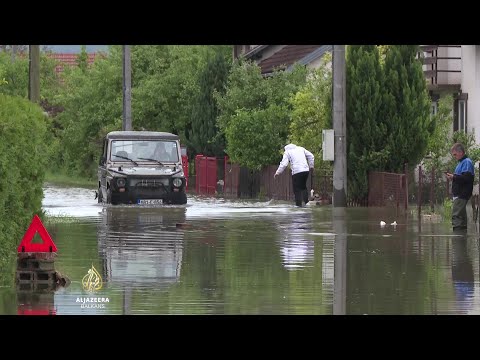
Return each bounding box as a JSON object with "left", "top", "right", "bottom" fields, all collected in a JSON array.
[
  {"left": 380, "top": 221, "right": 386, "bottom": 226},
  {"left": 390, "top": 221, "right": 397, "bottom": 226}
]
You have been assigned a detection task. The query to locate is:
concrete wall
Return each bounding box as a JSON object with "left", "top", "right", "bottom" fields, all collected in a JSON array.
[{"left": 461, "top": 46, "right": 480, "bottom": 142}]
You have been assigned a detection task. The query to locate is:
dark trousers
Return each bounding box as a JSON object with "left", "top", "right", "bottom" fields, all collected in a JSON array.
[
  {"left": 292, "top": 171, "right": 310, "bottom": 206},
  {"left": 452, "top": 198, "right": 468, "bottom": 230}
]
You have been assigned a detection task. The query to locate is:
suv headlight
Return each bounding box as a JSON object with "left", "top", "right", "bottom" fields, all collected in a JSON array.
[
  {"left": 116, "top": 178, "right": 126, "bottom": 187},
  {"left": 172, "top": 178, "right": 182, "bottom": 188}
]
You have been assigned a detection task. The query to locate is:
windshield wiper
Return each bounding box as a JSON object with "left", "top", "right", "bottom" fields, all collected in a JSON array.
[
  {"left": 113, "top": 154, "right": 139, "bottom": 166},
  {"left": 137, "top": 157, "right": 165, "bottom": 166}
]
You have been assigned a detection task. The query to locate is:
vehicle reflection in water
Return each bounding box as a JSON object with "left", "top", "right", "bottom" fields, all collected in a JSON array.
[{"left": 97, "top": 206, "right": 186, "bottom": 291}]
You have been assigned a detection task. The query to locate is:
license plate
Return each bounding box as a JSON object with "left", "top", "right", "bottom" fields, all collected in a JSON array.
[{"left": 137, "top": 199, "right": 163, "bottom": 205}]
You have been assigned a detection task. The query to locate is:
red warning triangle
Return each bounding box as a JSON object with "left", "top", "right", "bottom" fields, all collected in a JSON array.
[{"left": 17, "top": 215, "right": 57, "bottom": 253}]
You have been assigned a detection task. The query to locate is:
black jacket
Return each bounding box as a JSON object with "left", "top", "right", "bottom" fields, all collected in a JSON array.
[{"left": 452, "top": 156, "right": 474, "bottom": 200}]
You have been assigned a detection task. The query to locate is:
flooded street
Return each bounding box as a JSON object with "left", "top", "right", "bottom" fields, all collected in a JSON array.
[{"left": 3, "top": 183, "right": 480, "bottom": 314}]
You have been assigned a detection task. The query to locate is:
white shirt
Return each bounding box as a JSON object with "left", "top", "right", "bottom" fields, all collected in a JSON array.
[{"left": 275, "top": 144, "right": 314, "bottom": 176}]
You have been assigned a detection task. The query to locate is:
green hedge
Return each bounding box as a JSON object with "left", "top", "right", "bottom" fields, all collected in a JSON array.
[{"left": 0, "top": 94, "right": 47, "bottom": 268}]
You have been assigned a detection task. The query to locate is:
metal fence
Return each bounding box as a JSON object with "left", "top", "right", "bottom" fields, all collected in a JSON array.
[
  {"left": 223, "top": 158, "right": 333, "bottom": 202},
  {"left": 190, "top": 156, "right": 480, "bottom": 211},
  {"left": 368, "top": 171, "right": 408, "bottom": 209}
]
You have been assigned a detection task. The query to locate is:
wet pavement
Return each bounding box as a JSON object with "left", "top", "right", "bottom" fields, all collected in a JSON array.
[{"left": 1, "top": 183, "right": 480, "bottom": 315}]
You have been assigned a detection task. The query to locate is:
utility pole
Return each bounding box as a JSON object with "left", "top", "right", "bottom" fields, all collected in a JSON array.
[
  {"left": 28, "top": 45, "right": 40, "bottom": 103},
  {"left": 122, "top": 45, "right": 132, "bottom": 131},
  {"left": 332, "top": 45, "right": 347, "bottom": 207}
]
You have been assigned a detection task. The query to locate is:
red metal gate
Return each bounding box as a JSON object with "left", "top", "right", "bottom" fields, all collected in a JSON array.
[
  {"left": 195, "top": 155, "right": 217, "bottom": 195},
  {"left": 224, "top": 156, "right": 239, "bottom": 198}
]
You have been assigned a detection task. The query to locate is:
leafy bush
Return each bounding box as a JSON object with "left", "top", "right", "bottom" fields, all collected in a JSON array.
[{"left": 0, "top": 94, "right": 47, "bottom": 264}]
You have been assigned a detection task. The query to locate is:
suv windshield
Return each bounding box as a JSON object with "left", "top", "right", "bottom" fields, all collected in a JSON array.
[{"left": 110, "top": 140, "right": 179, "bottom": 163}]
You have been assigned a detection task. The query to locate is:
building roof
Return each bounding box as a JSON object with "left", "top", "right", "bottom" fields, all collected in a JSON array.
[
  {"left": 257, "top": 45, "right": 324, "bottom": 74},
  {"left": 243, "top": 45, "right": 269, "bottom": 59},
  {"left": 49, "top": 53, "right": 98, "bottom": 74}
]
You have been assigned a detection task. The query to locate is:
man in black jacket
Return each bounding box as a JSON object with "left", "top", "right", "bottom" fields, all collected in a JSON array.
[{"left": 446, "top": 143, "right": 475, "bottom": 231}]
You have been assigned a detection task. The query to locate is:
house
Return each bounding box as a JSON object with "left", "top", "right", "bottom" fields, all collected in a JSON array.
[
  {"left": 45, "top": 45, "right": 108, "bottom": 53},
  {"left": 49, "top": 53, "right": 98, "bottom": 75},
  {"left": 419, "top": 45, "right": 479, "bottom": 141},
  {"left": 237, "top": 45, "right": 479, "bottom": 141},
  {"left": 233, "top": 45, "right": 332, "bottom": 74},
  {"left": 45, "top": 45, "right": 108, "bottom": 75}
]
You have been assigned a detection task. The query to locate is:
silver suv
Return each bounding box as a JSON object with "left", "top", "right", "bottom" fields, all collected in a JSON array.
[{"left": 97, "top": 131, "right": 187, "bottom": 205}]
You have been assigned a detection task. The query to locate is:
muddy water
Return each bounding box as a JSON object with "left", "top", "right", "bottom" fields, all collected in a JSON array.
[{"left": 1, "top": 184, "right": 479, "bottom": 315}]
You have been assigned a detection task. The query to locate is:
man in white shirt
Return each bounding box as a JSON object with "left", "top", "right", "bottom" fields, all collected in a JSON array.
[{"left": 274, "top": 143, "right": 314, "bottom": 207}]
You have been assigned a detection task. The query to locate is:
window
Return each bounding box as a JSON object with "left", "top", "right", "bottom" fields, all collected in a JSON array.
[
  {"left": 458, "top": 99, "right": 466, "bottom": 131},
  {"left": 431, "top": 101, "right": 438, "bottom": 117},
  {"left": 110, "top": 140, "right": 179, "bottom": 162},
  {"left": 453, "top": 93, "right": 468, "bottom": 132}
]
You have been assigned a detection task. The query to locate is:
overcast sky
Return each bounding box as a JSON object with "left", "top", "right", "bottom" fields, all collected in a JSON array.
[{"left": 44, "top": 45, "right": 109, "bottom": 53}]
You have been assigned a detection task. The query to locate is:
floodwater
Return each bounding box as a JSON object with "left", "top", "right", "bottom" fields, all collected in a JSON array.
[{"left": 2, "top": 183, "right": 480, "bottom": 315}]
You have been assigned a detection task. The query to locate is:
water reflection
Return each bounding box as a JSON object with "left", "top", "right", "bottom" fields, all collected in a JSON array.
[
  {"left": 98, "top": 206, "right": 186, "bottom": 289},
  {"left": 333, "top": 207, "right": 347, "bottom": 315},
  {"left": 451, "top": 233, "right": 475, "bottom": 313},
  {"left": 17, "top": 286, "right": 57, "bottom": 315},
  {"left": 278, "top": 210, "right": 315, "bottom": 270},
  {"left": 4, "top": 184, "right": 479, "bottom": 314}
]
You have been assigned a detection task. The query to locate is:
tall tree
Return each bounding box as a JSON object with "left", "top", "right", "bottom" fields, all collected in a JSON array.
[
  {"left": 383, "top": 45, "right": 432, "bottom": 172},
  {"left": 77, "top": 45, "right": 89, "bottom": 73},
  {"left": 54, "top": 50, "right": 123, "bottom": 178},
  {"left": 133, "top": 45, "right": 231, "bottom": 143},
  {"left": 52, "top": 45, "right": 232, "bottom": 178},
  {"left": 189, "top": 52, "right": 231, "bottom": 157},
  {"left": 216, "top": 59, "right": 306, "bottom": 169},
  {"left": 289, "top": 56, "right": 332, "bottom": 172},
  {"left": 346, "top": 45, "right": 388, "bottom": 201}
]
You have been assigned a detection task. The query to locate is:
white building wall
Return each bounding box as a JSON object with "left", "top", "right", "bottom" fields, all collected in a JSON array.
[
  {"left": 436, "top": 46, "right": 448, "bottom": 84},
  {"left": 447, "top": 46, "right": 462, "bottom": 84},
  {"left": 422, "top": 46, "right": 462, "bottom": 85},
  {"left": 307, "top": 56, "right": 324, "bottom": 69},
  {"left": 461, "top": 46, "right": 480, "bottom": 142}
]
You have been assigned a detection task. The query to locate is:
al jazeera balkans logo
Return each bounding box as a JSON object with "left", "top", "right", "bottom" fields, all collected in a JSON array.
[
  {"left": 82, "top": 264, "right": 103, "bottom": 292},
  {"left": 76, "top": 265, "right": 110, "bottom": 309}
]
